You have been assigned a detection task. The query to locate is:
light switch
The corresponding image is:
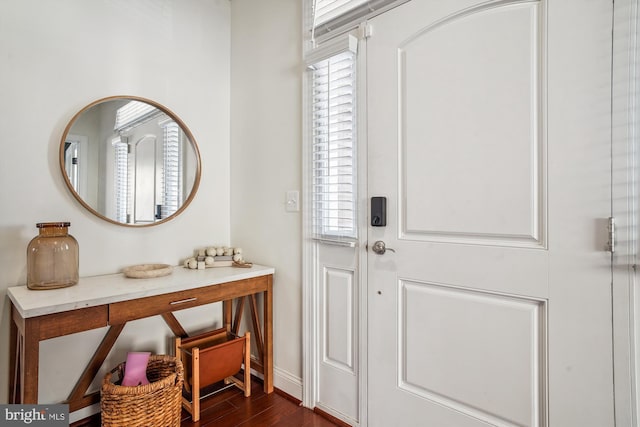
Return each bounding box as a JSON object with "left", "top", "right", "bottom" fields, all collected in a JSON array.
[{"left": 286, "top": 190, "right": 300, "bottom": 212}]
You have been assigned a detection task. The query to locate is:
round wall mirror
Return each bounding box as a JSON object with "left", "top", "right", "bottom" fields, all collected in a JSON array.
[{"left": 59, "top": 96, "right": 201, "bottom": 227}]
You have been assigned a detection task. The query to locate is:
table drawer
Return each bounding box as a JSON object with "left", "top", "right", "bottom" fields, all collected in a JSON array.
[
  {"left": 38, "top": 305, "right": 108, "bottom": 340},
  {"left": 108, "top": 276, "right": 269, "bottom": 324}
]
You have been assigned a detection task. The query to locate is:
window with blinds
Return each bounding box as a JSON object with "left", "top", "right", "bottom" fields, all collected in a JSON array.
[
  {"left": 160, "top": 121, "right": 182, "bottom": 219},
  {"left": 112, "top": 137, "right": 129, "bottom": 223},
  {"left": 310, "top": 50, "right": 357, "bottom": 240}
]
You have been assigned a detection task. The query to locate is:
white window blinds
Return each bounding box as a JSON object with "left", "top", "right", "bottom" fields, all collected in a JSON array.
[
  {"left": 160, "top": 121, "right": 182, "bottom": 219},
  {"left": 311, "top": 0, "right": 408, "bottom": 38},
  {"left": 112, "top": 137, "right": 129, "bottom": 223},
  {"left": 314, "top": 0, "right": 369, "bottom": 26},
  {"left": 114, "top": 101, "right": 159, "bottom": 132},
  {"left": 310, "top": 49, "right": 357, "bottom": 240}
]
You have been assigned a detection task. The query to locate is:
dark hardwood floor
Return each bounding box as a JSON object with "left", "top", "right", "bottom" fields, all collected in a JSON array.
[
  {"left": 179, "top": 379, "right": 340, "bottom": 427},
  {"left": 72, "top": 377, "right": 342, "bottom": 427}
]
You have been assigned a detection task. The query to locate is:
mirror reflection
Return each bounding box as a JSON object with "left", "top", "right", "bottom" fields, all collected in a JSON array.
[{"left": 60, "top": 96, "right": 201, "bottom": 226}]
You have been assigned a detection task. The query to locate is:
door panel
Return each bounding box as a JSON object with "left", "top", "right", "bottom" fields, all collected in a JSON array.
[
  {"left": 317, "top": 245, "right": 359, "bottom": 421},
  {"left": 400, "top": 3, "right": 543, "bottom": 246},
  {"left": 367, "top": 0, "right": 613, "bottom": 426},
  {"left": 322, "top": 266, "right": 355, "bottom": 372},
  {"left": 399, "top": 281, "right": 545, "bottom": 426}
]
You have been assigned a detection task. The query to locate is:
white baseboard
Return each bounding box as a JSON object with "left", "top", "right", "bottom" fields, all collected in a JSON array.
[
  {"left": 274, "top": 366, "right": 303, "bottom": 400},
  {"left": 249, "top": 365, "right": 303, "bottom": 401}
]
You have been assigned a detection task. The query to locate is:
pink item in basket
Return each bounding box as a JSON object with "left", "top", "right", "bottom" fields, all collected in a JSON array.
[{"left": 121, "top": 352, "right": 151, "bottom": 386}]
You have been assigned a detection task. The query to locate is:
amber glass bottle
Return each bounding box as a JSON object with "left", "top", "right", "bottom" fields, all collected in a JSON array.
[{"left": 27, "top": 222, "right": 79, "bottom": 290}]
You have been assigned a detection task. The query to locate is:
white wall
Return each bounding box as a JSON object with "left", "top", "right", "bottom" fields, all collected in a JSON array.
[
  {"left": 230, "top": 0, "right": 303, "bottom": 398},
  {"left": 0, "top": 0, "right": 231, "bottom": 416}
]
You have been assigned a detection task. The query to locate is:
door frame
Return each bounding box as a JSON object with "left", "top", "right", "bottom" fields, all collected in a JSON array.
[{"left": 613, "top": 0, "right": 640, "bottom": 425}]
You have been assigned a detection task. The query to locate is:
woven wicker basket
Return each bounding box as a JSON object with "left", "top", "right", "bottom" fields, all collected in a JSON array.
[{"left": 101, "top": 355, "right": 184, "bottom": 427}]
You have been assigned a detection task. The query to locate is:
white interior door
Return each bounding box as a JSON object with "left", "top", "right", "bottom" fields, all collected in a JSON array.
[{"left": 366, "top": 1, "right": 614, "bottom": 426}]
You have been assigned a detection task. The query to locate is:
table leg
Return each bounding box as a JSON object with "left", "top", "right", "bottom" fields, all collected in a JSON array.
[
  {"left": 263, "top": 275, "right": 273, "bottom": 393},
  {"left": 248, "top": 295, "right": 264, "bottom": 363},
  {"left": 232, "top": 296, "right": 246, "bottom": 335},
  {"left": 21, "top": 317, "right": 40, "bottom": 403},
  {"left": 66, "top": 323, "right": 125, "bottom": 411},
  {"left": 8, "top": 305, "right": 18, "bottom": 403},
  {"left": 161, "top": 313, "right": 187, "bottom": 337},
  {"left": 223, "top": 300, "right": 233, "bottom": 333}
]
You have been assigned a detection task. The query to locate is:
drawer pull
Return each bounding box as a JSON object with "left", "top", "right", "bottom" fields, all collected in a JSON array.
[{"left": 170, "top": 297, "right": 198, "bottom": 305}]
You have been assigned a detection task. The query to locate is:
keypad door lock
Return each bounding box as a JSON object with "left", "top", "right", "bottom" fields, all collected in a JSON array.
[{"left": 371, "top": 197, "right": 386, "bottom": 227}]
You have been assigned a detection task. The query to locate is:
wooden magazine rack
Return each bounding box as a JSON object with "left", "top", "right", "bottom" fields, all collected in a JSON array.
[{"left": 174, "top": 328, "right": 251, "bottom": 421}]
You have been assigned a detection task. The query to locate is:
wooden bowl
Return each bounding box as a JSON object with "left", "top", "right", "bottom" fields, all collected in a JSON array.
[{"left": 123, "top": 264, "right": 173, "bottom": 279}]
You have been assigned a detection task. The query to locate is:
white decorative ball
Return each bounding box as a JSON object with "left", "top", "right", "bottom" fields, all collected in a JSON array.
[
  {"left": 187, "top": 258, "right": 198, "bottom": 269},
  {"left": 216, "top": 247, "right": 224, "bottom": 256},
  {"left": 234, "top": 248, "right": 243, "bottom": 255},
  {"left": 206, "top": 247, "right": 217, "bottom": 256},
  {"left": 205, "top": 256, "right": 215, "bottom": 266},
  {"left": 224, "top": 247, "right": 233, "bottom": 256},
  {"left": 233, "top": 254, "right": 243, "bottom": 262}
]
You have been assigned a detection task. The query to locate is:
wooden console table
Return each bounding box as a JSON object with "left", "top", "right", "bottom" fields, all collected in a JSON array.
[{"left": 7, "top": 264, "right": 274, "bottom": 412}]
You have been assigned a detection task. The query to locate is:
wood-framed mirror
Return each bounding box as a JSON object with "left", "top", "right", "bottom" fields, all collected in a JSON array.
[{"left": 59, "top": 96, "right": 201, "bottom": 227}]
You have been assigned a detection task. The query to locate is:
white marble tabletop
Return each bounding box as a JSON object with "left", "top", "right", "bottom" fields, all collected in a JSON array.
[{"left": 7, "top": 264, "right": 275, "bottom": 319}]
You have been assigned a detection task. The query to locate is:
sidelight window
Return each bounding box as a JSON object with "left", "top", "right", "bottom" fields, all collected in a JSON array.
[{"left": 308, "top": 39, "right": 357, "bottom": 240}]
